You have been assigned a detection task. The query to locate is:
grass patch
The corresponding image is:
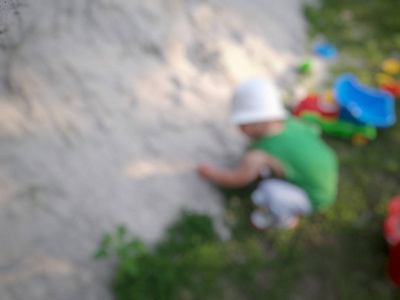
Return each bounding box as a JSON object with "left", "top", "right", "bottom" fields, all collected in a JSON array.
[
  {"left": 94, "top": 212, "right": 274, "bottom": 299},
  {"left": 305, "top": 0, "right": 400, "bottom": 85}
]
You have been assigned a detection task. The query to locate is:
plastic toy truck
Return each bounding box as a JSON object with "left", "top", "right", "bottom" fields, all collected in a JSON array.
[
  {"left": 293, "top": 73, "right": 396, "bottom": 145},
  {"left": 335, "top": 74, "right": 396, "bottom": 128},
  {"left": 293, "top": 94, "right": 377, "bottom": 145}
]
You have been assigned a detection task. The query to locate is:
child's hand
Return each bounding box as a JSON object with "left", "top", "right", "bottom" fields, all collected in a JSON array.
[{"left": 197, "top": 163, "right": 214, "bottom": 179}]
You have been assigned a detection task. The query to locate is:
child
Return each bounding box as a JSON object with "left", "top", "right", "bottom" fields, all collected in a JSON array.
[{"left": 198, "top": 79, "right": 338, "bottom": 230}]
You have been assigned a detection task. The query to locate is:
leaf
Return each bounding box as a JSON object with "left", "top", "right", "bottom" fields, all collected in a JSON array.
[
  {"left": 93, "top": 248, "right": 108, "bottom": 259},
  {"left": 128, "top": 239, "right": 148, "bottom": 255},
  {"left": 100, "top": 233, "right": 112, "bottom": 247},
  {"left": 121, "top": 258, "right": 139, "bottom": 276},
  {"left": 117, "top": 225, "right": 126, "bottom": 237}
]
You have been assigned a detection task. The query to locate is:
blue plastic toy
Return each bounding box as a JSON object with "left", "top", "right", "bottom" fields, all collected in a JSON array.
[
  {"left": 313, "top": 42, "right": 338, "bottom": 60},
  {"left": 334, "top": 73, "right": 396, "bottom": 128}
]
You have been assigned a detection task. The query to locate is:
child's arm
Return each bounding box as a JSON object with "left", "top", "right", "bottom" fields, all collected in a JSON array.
[{"left": 197, "top": 150, "right": 285, "bottom": 188}]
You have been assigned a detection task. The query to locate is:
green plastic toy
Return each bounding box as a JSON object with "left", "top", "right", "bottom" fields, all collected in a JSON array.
[
  {"left": 298, "top": 59, "right": 313, "bottom": 74},
  {"left": 301, "top": 112, "right": 377, "bottom": 145}
]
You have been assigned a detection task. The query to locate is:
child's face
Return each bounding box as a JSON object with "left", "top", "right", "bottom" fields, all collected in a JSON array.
[
  {"left": 239, "top": 121, "right": 284, "bottom": 138},
  {"left": 239, "top": 122, "right": 267, "bottom": 138}
]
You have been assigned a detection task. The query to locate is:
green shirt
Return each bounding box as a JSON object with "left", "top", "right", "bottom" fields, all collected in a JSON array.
[{"left": 251, "top": 118, "right": 338, "bottom": 210}]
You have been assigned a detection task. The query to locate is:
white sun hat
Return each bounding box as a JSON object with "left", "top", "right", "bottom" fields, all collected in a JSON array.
[{"left": 230, "top": 78, "right": 288, "bottom": 125}]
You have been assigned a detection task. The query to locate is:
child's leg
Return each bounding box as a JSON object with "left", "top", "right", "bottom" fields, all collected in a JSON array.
[{"left": 250, "top": 179, "right": 312, "bottom": 229}]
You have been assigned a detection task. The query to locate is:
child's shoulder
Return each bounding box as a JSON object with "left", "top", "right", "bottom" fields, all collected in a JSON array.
[{"left": 287, "top": 117, "right": 321, "bottom": 137}]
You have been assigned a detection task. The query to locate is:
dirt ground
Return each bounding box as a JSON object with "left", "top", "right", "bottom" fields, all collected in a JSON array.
[{"left": 0, "top": 0, "right": 307, "bottom": 298}]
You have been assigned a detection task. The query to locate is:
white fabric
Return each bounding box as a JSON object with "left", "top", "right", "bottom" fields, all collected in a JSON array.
[
  {"left": 250, "top": 210, "right": 275, "bottom": 230},
  {"left": 251, "top": 179, "right": 312, "bottom": 226},
  {"left": 230, "top": 78, "right": 288, "bottom": 125}
]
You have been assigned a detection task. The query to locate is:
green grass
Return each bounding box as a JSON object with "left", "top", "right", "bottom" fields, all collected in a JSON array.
[
  {"left": 95, "top": 1, "right": 400, "bottom": 299},
  {"left": 305, "top": 0, "right": 400, "bottom": 85}
]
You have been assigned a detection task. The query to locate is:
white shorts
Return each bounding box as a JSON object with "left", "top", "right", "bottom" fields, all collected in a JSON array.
[{"left": 251, "top": 179, "right": 312, "bottom": 224}]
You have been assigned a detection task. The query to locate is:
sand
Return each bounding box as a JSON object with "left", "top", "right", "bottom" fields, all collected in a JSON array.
[{"left": 0, "top": 0, "right": 307, "bottom": 298}]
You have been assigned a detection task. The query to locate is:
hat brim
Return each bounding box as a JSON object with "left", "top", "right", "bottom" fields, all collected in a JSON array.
[{"left": 230, "top": 110, "right": 289, "bottom": 125}]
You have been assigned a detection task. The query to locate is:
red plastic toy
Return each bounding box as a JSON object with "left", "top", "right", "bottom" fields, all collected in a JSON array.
[
  {"left": 292, "top": 94, "right": 339, "bottom": 119},
  {"left": 381, "top": 81, "right": 400, "bottom": 98},
  {"left": 384, "top": 196, "right": 400, "bottom": 287}
]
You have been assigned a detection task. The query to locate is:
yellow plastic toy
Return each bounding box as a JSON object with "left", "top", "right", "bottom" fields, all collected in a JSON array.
[
  {"left": 382, "top": 58, "right": 400, "bottom": 75},
  {"left": 375, "top": 73, "right": 395, "bottom": 85},
  {"left": 324, "top": 89, "right": 335, "bottom": 103},
  {"left": 351, "top": 134, "right": 369, "bottom": 146}
]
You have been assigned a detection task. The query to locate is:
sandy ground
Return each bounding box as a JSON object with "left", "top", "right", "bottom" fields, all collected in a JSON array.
[{"left": 0, "top": 0, "right": 307, "bottom": 298}]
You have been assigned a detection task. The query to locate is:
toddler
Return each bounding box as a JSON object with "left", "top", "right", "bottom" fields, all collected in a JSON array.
[{"left": 198, "top": 79, "right": 338, "bottom": 230}]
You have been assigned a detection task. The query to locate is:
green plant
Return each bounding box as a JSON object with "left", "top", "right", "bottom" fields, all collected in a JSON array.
[
  {"left": 95, "top": 213, "right": 212, "bottom": 299},
  {"left": 95, "top": 211, "right": 298, "bottom": 300}
]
